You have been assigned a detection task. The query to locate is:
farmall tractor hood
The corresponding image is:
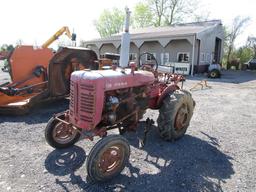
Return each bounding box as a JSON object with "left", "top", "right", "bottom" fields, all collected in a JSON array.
[
  {"left": 69, "top": 68, "right": 155, "bottom": 129},
  {"left": 71, "top": 69, "right": 155, "bottom": 91}
]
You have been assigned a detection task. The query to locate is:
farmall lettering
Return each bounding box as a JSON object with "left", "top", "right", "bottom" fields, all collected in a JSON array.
[{"left": 106, "top": 81, "right": 128, "bottom": 89}]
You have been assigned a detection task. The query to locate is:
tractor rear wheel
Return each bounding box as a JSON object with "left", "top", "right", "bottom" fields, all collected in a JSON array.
[
  {"left": 86, "top": 135, "right": 130, "bottom": 182},
  {"left": 157, "top": 90, "right": 195, "bottom": 141},
  {"left": 45, "top": 113, "right": 81, "bottom": 149}
]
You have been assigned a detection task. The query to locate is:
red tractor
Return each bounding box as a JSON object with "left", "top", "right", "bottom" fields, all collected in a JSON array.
[
  {"left": 45, "top": 61, "right": 195, "bottom": 181},
  {"left": 45, "top": 8, "right": 195, "bottom": 182}
]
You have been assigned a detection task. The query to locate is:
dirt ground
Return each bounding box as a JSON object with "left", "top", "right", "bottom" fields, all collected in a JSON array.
[{"left": 0, "top": 61, "right": 256, "bottom": 192}]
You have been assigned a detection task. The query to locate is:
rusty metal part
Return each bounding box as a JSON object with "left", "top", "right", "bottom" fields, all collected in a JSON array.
[
  {"left": 98, "top": 58, "right": 113, "bottom": 70},
  {"left": 175, "top": 104, "right": 189, "bottom": 131},
  {"left": 48, "top": 47, "right": 98, "bottom": 97},
  {"left": 0, "top": 81, "right": 48, "bottom": 96},
  {"left": 190, "top": 80, "right": 212, "bottom": 91},
  {"left": 98, "top": 144, "right": 125, "bottom": 175},
  {"left": 52, "top": 121, "right": 79, "bottom": 144},
  {"left": 156, "top": 72, "right": 185, "bottom": 85},
  {"left": 139, "top": 118, "right": 154, "bottom": 148},
  {"left": 95, "top": 109, "right": 140, "bottom": 138},
  {"left": 156, "top": 84, "right": 180, "bottom": 107},
  {"left": 54, "top": 115, "right": 70, "bottom": 125},
  {"left": 119, "top": 109, "right": 139, "bottom": 130},
  {"left": 54, "top": 114, "right": 95, "bottom": 140},
  {"left": 103, "top": 110, "right": 139, "bottom": 130}
]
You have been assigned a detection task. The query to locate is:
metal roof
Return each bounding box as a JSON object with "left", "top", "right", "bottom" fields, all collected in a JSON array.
[{"left": 84, "top": 20, "right": 222, "bottom": 43}]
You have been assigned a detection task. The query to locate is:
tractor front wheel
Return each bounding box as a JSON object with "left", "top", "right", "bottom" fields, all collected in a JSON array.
[
  {"left": 157, "top": 90, "right": 195, "bottom": 141},
  {"left": 86, "top": 135, "right": 130, "bottom": 182},
  {"left": 45, "top": 113, "right": 81, "bottom": 149}
]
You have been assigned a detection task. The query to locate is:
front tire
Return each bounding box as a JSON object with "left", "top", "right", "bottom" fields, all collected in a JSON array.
[
  {"left": 45, "top": 113, "right": 81, "bottom": 149},
  {"left": 86, "top": 135, "right": 130, "bottom": 182},
  {"left": 157, "top": 90, "right": 195, "bottom": 141}
]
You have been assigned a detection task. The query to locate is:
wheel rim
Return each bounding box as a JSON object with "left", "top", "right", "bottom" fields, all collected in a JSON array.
[
  {"left": 53, "top": 122, "right": 78, "bottom": 144},
  {"left": 175, "top": 104, "right": 189, "bottom": 131},
  {"left": 98, "top": 144, "right": 125, "bottom": 176},
  {"left": 211, "top": 71, "right": 217, "bottom": 78}
]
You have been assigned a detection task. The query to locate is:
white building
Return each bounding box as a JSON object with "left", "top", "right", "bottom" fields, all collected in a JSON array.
[{"left": 82, "top": 20, "right": 224, "bottom": 75}]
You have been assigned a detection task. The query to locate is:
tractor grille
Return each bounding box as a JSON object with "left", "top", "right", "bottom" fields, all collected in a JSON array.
[
  {"left": 79, "top": 83, "right": 95, "bottom": 123},
  {"left": 69, "top": 79, "right": 95, "bottom": 125},
  {"left": 69, "top": 81, "right": 75, "bottom": 116},
  {"left": 80, "top": 93, "right": 94, "bottom": 113}
]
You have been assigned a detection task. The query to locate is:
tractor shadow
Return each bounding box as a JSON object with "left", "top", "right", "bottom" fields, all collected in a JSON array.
[
  {"left": 44, "top": 144, "right": 112, "bottom": 192},
  {"left": 43, "top": 121, "right": 235, "bottom": 192},
  {"left": 44, "top": 145, "right": 86, "bottom": 176},
  {"left": 102, "top": 121, "right": 235, "bottom": 192},
  {"left": 0, "top": 98, "right": 69, "bottom": 124},
  {"left": 44, "top": 145, "right": 94, "bottom": 191}
]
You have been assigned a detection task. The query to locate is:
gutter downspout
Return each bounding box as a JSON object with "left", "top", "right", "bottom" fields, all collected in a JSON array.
[{"left": 191, "top": 34, "right": 196, "bottom": 76}]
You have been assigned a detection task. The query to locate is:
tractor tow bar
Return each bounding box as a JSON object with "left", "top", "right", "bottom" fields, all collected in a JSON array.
[{"left": 139, "top": 118, "right": 154, "bottom": 148}]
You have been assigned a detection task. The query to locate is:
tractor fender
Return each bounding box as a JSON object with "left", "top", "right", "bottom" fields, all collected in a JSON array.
[{"left": 156, "top": 84, "right": 180, "bottom": 107}]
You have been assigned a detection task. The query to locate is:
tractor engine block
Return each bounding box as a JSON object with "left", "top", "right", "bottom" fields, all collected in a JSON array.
[{"left": 102, "top": 86, "right": 149, "bottom": 129}]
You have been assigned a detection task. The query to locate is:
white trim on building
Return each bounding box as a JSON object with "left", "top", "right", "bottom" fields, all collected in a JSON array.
[{"left": 161, "top": 53, "right": 170, "bottom": 65}]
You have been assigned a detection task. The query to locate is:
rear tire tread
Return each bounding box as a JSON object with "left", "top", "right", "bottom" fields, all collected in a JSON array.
[{"left": 157, "top": 90, "right": 195, "bottom": 141}]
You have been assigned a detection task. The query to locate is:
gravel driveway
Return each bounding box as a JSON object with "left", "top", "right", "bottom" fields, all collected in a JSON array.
[{"left": 0, "top": 65, "right": 255, "bottom": 192}]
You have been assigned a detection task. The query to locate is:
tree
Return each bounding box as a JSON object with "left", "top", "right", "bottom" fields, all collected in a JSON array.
[
  {"left": 247, "top": 36, "right": 256, "bottom": 58},
  {"left": 192, "top": 13, "right": 210, "bottom": 23},
  {"left": 132, "top": 2, "right": 153, "bottom": 28},
  {"left": 0, "top": 44, "right": 14, "bottom": 52},
  {"left": 146, "top": 0, "right": 198, "bottom": 26},
  {"left": 192, "top": 7, "right": 210, "bottom": 22},
  {"left": 163, "top": 0, "right": 196, "bottom": 25},
  {"left": 225, "top": 16, "right": 250, "bottom": 64},
  {"left": 0, "top": 44, "right": 8, "bottom": 51},
  {"left": 147, "top": 0, "right": 168, "bottom": 26},
  {"left": 6, "top": 45, "right": 14, "bottom": 52},
  {"left": 234, "top": 46, "right": 253, "bottom": 64},
  {"left": 94, "top": 8, "right": 125, "bottom": 38}
]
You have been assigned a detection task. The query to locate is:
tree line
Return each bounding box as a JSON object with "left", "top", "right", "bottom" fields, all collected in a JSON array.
[
  {"left": 94, "top": 0, "right": 208, "bottom": 37},
  {"left": 0, "top": 44, "right": 14, "bottom": 52}
]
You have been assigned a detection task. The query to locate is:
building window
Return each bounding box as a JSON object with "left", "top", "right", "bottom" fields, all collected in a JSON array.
[
  {"left": 206, "top": 53, "right": 211, "bottom": 63},
  {"left": 146, "top": 53, "right": 156, "bottom": 61},
  {"left": 161, "top": 53, "right": 169, "bottom": 65},
  {"left": 177, "top": 52, "right": 189, "bottom": 63},
  {"left": 129, "top": 53, "right": 137, "bottom": 61}
]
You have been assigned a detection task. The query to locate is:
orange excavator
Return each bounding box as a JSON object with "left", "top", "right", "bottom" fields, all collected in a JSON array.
[{"left": 0, "top": 26, "right": 98, "bottom": 115}]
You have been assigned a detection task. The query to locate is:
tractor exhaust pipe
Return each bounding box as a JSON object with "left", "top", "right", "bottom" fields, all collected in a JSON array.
[{"left": 119, "top": 7, "right": 131, "bottom": 68}]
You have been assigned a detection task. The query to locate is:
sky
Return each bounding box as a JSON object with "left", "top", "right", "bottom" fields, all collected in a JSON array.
[{"left": 0, "top": 0, "right": 255, "bottom": 48}]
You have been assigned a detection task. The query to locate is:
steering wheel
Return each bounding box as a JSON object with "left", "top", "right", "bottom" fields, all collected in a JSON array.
[{"left": 138, "top": 52, "right": 158, "bottom": 71}]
